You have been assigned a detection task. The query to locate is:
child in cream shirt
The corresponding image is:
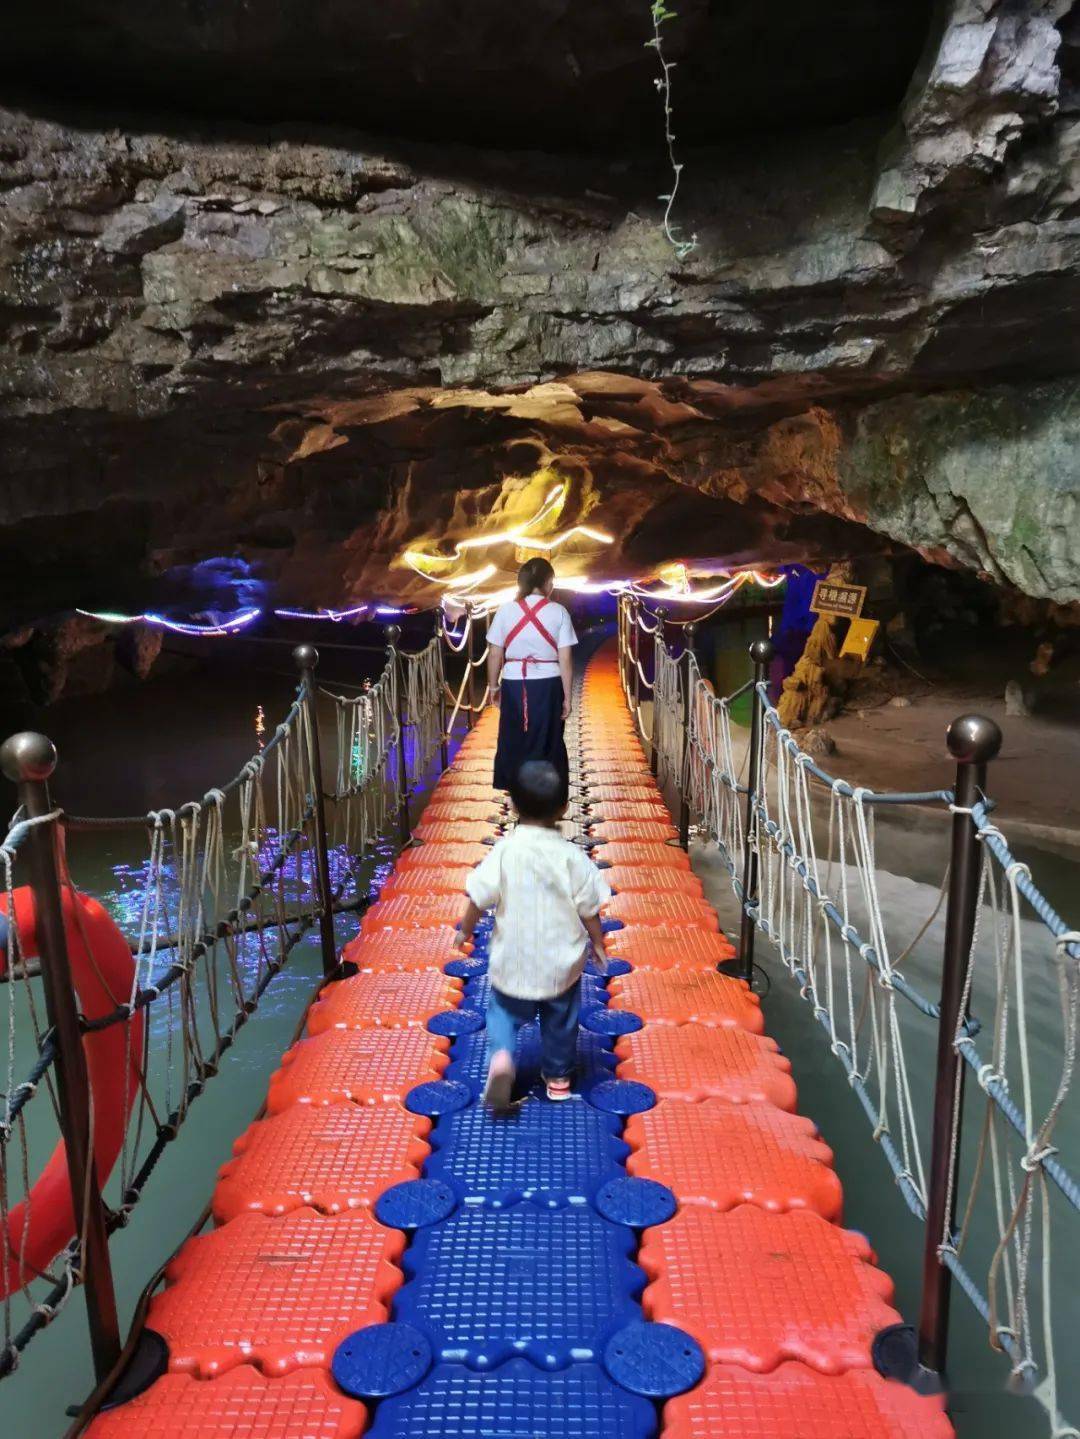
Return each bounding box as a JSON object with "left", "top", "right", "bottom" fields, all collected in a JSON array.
[{"left": 455, "top": 760, "right": 610, "bottom": 1109}]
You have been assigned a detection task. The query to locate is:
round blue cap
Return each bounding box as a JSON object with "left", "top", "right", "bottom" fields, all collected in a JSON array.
[
  {"left": 332, "top": 1322, "right": 432, "bottom": 1398},
  {"left": 428, "top": 1007, "right": 484, "bottom": 1037},
  {"left": 374, "top": 1178, "right": 456, "bottom": 1230},
  {"left": 595, "top": 1177, "right": 677, "bottom": 1229},
  {"left": 404, "top": 1079, "right": 472, "bottom": 1117},
  {"left": 603, "top": 1321, "right": 705, "bottom": 1398},
  {"left": 587, "top": 1079, "right": 657, "bottom": 1116},
  {"left": 582, "top": 1007, "right": 643, "bottom": 1037}
]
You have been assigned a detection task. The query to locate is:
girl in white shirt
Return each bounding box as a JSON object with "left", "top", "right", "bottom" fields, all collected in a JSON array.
[
  {"left": 455, "top": 760, "right": 610, "bottom": 1109},
  {"left": 486, "top": 558, "right": 578, "bottom": 792}
]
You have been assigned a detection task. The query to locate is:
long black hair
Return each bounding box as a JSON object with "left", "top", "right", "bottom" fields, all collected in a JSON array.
[{"left": 516, "top": 557, "right": 555, "bottom": 598}]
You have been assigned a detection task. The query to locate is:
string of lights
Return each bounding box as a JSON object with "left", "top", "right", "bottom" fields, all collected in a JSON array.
[{"left": 75, "top": 603, "right": 412, "bottom": 633}]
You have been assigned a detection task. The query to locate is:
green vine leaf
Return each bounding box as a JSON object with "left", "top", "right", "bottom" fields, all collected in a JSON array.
[{"left": 645, "top": 1, "right": 696, "bottom": 261}]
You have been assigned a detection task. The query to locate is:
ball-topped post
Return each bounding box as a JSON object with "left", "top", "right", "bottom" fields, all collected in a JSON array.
[
  {"left": 748, "top": 637, "right": 775, "bottom": 667},
  {"left": 677, "top": 622, "right": 698, "bottom": 850},
  {"left": 0, "top": 731, "right": 58, "bottom": 787},
  {"left": 385, "top": 625, "right": 411, "bottom": 850},
  {"left": 0, "top": 725, "right": 122, "bottom": 1376},
  {"left": 946, "top": 713, "right": 1003, "bottom": 767},
  {"left": 917, "top": 710, "right": 1002, "bottom": 1377},
  {"left": 292, "top": 643, "right": 336, "bottom": 978}
]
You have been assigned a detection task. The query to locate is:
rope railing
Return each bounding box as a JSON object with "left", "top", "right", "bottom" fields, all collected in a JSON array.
[
  {"left": 0, "top": 617, "right": 465, "bottom": 1395},
  {"left": 617, "top": 610, "right": 1080, "bottom": 1435}
]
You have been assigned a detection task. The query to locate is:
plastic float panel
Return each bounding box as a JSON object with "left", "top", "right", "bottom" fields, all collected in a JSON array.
[
  {"left": 587, "top": 785, "right": 664, "bottom": 804},
  {"left": 339, "top": 929, "right": 461, "bottom": 973},
  {"left": 591, "top": 819, "right": 680, "bottom": 843},
  {"left": 213, "top": 1105, "right": 431, "bottom": 1222},
  {"left": 412, "top": 821, "right": 500, "bottom": 843},
  {"left": 590, "top": 799, "right": 673, "bottom": 820},
  {"left": 150, "top": 1208, "right": 404, "bottom": 1377},
  {"left": 366, "top": 1360, "right": 656, "bottom": 1439},
  {"left": 267, "top": 1030, "right": 451, "bottom": 1112},
  {"left": 85, "top": 1367, "right": 367, "bottom": 1439},
  {"left": 603, "top": 867, "right": 703, "bottom": 897},
  {"left": 625, "top": 1099, "right": 842, "bottom": 1221},
  {"left": 426, "top": 1098, "right": 628, "bottom": 1204},
  {"left": 640, "top": 1206, "right": 899, "bottom": 1373},
  {"left": 590, "top": 843, "right": 691, "bottom": 871},
  {"left": 394, "top": 1201, "right": 643, "bottom": 1366},
  {"left": 380, "top": 866, "right": 478, "bottom": 897},
  {"left": 616, "top": 1025, "right": 797, "bottom": 1109},
  {"left": 393, "top": 843, "right": 492, "bottom": 870},
  {"left": 582, "top": 757, "right": 651, "bottom": 775},
  {"left": 418, "top": 802, "right": 502, "bottom": 823},
  {"left": 307, "top": 970, "right": 464, "bottom": 1034},
  {"left": 608, "top": 970, "right": 764, "bottom": 1032},
  {"left": 605, "top": 893, "right": 720, "bottom": 931},
  {"left": 361, "top": 895, "right": 469, "bottom": 932},
  {"left": 605, "top": 928, "right": 735, "bottom": 969},
  {"left": 662, "top": 1362, "right": 953, "bottom": 1439}
]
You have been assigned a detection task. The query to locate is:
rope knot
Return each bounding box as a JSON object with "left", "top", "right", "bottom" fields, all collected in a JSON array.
[{"left": 1020, "top": 1143, "right": 1058, "bottom": 1173}]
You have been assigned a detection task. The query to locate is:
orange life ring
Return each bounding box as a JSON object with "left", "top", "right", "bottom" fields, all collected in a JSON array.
[{"left": 1, "top": 882, "right": 143, "bottom": 1298}]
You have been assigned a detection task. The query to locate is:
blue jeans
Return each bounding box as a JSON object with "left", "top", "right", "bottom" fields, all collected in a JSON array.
[{"left": 487, "top": 982, "right": 582, "bottom": 1080}]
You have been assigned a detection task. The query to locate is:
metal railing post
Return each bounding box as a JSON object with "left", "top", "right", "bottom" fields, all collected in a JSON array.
[
  {"left": 918, "top": 713, "right": 1002, "bottom": 1376},
  {"left": 631, "top": 600, "right": 643, "bottom": 735},
  {"left": 650, "top": 607, "right": 667, "bottom": 778},
  {"left": 477, "top": 608, "right": 489, "bottom": 713},
  {"left": 437, "top": 622, "right": 450, "bottom": 772},
  {"left": 678, "top": 623, "right": 697, "bottom": 849},
  {"left": 0, "top": 733, "right": 122, "bottom": 1381},
  {"left": 385, "top": 626, "right": 411, "bottom": 849},
  {"left": 293, "top": 646, "right": 338, "bottom": 979},
  {"left": 734, "top": 639, "right": 774, "bottom": 985},
  {"left": 464, "top": 604, "right": 475, "bottom": 732}
]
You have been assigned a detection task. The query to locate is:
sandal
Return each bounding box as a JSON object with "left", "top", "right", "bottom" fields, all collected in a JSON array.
[{"left": 544, "top": 1075, "right": 573, "bottom": 1102}]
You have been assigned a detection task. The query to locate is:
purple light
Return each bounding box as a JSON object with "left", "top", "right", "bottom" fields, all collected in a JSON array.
[
  {"left": 145, "top": 608, "right": 263, "bottom": 635},
  {"left": 375, "top": 605, "right": 407, "bottom": 617},
  {"left": 78, "top": 606, "right": 263, "bottom": 635},
  {"left": 274, "top": 604, "right": 371, "bottom": 621}
]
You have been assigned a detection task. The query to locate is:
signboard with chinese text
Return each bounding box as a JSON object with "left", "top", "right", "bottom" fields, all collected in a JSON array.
[{"left": 810, "top": 580, "right": 866, "bottom": 620}]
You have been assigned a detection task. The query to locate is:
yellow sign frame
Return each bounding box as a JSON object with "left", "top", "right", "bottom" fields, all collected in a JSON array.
[{"left": 840, "top": 617, "right": 879, "bottom": 662}]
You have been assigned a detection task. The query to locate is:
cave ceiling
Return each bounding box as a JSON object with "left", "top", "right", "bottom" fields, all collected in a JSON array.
[
  {"left": 0, "top": 0, "right": 934, "bottom": 150},
  {"left": 2, "top": 0, "right": 1080, "bottom": 634}
]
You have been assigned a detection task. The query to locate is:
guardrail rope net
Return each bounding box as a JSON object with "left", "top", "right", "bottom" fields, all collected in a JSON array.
[{"left": 616, "top": 601, "right": 1080, "bottom": 1437}]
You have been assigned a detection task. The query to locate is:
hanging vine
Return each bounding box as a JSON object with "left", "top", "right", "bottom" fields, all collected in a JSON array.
[{"left": 647, "top": 1, "right": 697, "bottom": 260}]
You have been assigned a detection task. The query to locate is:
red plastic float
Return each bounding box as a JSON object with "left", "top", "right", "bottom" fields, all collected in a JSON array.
[
  {"left": 307, "top": 969, "right": 462, "bottom": 1034},
  {"left": 149, "top": 1207, "right": 404, "bottom": 1377},
  {"left": 86, "top": 1367, "right": 367, "bottom": 1439},
  {"left": 663, "top": 1362, "right": 953, "bottom": 1439},
  {"left": 616, "top": 1024, "right": 798, "bottom": 1108},
  {"left": 267, "top": 1029, "right": 450, "bottom": 1111},
  {"left": 213, "top": 1104, "right": 431, "bottom": 1222},
  {"left": 640, "top": 1205, "right": 900, "bottom": 1372},
  {"left": 625, "top": 1098, "right": 843, "bottom": 1220},
  {"left": 608, "top": 969, "right": 764, "bottom": 1031}
]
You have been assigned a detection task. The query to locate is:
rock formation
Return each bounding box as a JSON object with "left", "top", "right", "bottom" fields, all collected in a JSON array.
[{"left": 2, "top": 0, "right": 1079, "bottom": 653}]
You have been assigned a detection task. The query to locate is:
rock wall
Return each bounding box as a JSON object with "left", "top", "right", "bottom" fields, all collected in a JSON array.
[{"left": 1, "top": 0, "right": 1080, "bottom": 636}]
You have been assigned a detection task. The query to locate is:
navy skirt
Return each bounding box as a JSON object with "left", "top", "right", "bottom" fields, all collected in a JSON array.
[{"left": 493, "top": 677, "right": 569, "bottom": 792}]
